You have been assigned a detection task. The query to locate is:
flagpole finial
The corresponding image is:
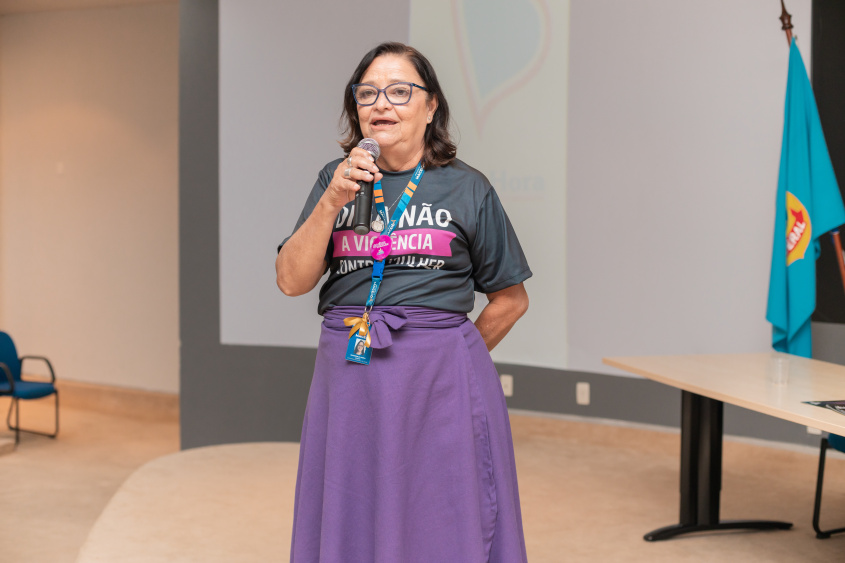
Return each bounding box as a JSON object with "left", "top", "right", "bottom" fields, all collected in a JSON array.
[{"left": 780, "top": 0, "right": 794, "bottom": 46}]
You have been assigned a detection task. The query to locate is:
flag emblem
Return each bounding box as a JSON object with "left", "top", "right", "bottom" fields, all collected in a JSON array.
[{"left": 785, "top": 191, "right": 811, "bottom": 266}]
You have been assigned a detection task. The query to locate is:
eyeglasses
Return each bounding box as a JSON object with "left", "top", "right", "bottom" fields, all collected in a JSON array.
[{"left": 351, "top": 82, "right": 428, "bottom": 106}]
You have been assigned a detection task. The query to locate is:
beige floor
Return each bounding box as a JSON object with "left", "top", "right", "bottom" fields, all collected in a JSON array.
[
  {"left": 0, "top": 400, "right": 179, "bottom": 563},
  {"left": 2, "top": 399, "right": 845, "bottom": 562}
]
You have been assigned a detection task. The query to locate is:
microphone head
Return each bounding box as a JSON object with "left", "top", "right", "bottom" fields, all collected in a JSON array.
[{"left": 357, "top": 138, "right": 380, "bottom": 160}]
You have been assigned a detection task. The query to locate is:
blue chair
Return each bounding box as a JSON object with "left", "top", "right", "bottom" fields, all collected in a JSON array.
[
  {"left": 812, "top": 433, "right": 845, "bottom": 538},
  {"left": 0, "top": 332, "right": 59, "bottom": 445}
]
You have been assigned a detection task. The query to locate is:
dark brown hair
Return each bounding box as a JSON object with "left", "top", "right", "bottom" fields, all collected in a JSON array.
[{"left": 340, "top": 42, "right": 456, "bottom": 169}]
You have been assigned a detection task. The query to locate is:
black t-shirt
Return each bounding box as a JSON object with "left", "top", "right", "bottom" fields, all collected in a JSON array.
[{"left": 280, "top": 158, "right": 532, "bottom": 314}]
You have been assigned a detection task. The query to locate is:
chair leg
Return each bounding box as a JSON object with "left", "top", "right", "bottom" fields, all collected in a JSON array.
[
  {"left": 6, "top": 397, "right": 19, "bottom": 444},
  {"left": 6, "top": 393, "right": 60, "bottom": 443},
  {"left": 52, "top": 391, "right": 60, "bottom": 438},
  {"left": 813, "top": 436, "right": 845, "bottom": 539}
]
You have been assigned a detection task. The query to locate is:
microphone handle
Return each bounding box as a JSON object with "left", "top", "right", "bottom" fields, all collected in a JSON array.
[{"left": 352, "top": 180, "right": 373, "bottom": 235}]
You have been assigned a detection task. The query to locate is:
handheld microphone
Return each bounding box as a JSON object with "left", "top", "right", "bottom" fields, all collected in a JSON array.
[{"left": 352, "top": 138, "right": 381, "bottom": 235}]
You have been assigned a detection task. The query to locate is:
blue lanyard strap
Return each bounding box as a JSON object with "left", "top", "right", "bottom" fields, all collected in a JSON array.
[
  {"left": 373, "top": 163, "right": 425, "bottom": 238},
  {"left": 365, "top": 162, "right": 425, "bottom": 310}
]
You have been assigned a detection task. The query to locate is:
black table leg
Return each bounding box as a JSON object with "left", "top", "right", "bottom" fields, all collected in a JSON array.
[{"left": 644, "top": 391, "right": 793, "bottom": 541}]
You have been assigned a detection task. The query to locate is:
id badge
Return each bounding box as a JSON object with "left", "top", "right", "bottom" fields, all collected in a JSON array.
[{"left": 345, "top": 333, "right": 372, "bottom": 365}]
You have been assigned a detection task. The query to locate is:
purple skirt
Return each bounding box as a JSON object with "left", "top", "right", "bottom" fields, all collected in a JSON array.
[{"left": 290, "top": 306, "right": 528, "bottom": 563}]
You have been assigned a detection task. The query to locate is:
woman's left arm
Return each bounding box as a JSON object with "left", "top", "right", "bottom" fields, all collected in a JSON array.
[{"left": 474, "top": 283, "right": 529, "bottom": 351}]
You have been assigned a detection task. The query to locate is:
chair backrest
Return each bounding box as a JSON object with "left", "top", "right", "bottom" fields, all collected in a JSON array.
[
  {"left": 0, "top": 332, "right": 22, "bottom": 382},
  {"left": 829, "top": 433, "right": 845, "bottom": 454}
]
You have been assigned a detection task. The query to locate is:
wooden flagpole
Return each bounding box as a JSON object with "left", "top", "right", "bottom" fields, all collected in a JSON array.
[
  {"left": 780, "top": 0, "right": 793, "bottom": 45},
  {"left": 780, "top": 0, "right": 845, "bottom": 298}
]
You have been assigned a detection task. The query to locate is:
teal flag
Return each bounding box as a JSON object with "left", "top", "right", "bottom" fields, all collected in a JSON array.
[{"left": 766, "top": 39, "right": 845, "bottom": 358}]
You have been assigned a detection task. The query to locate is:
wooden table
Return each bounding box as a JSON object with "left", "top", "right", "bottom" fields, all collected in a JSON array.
[{"left": 603, "top": 352, "right": 845, "bottom": 541}]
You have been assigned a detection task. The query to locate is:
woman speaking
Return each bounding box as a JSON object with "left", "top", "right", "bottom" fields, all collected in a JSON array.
[{"left": 276, "top": 42, "right": 532, "bottom": 562}]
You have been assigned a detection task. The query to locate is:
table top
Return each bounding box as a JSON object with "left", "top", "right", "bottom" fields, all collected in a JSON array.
[{"left": 603, "top": 352, "right": 845, "bottom": 436}]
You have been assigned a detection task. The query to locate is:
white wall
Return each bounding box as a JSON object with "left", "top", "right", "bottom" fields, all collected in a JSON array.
[
  {"left": 219, "top": 0, "right": 410, "bottom": 349},
  {"left": 219, "top": 1, "right": 815, "bottom": 378},
  {"left": 219, "top": 0, "right": 570, "bottom": 371},
  {"left": 567, "top": 0, "right": 812, "bottom": 375},
  {"left": 0, "top": 4, "right": 179, "bottom": 393},
  {"left": 411, "top": 0, "right": 569, "bottom": 370}
]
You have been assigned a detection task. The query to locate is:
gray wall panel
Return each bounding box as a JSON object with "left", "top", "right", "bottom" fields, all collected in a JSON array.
[
  {"left": 179, "top": 0, "right": 400, "bottom": 448},
  {"left": 179, "top": 0, "right": 316, "bottom": 448},
  {"left": 813, "top": 322, "right": 845, "bottom": 366}
]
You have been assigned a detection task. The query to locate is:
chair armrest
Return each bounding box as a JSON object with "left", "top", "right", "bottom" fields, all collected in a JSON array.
[
  {"left": 0, "top": 362, "right": 14, "bottom": 393},
  {"left": 20, "top": 355, "right": 56, "bottom": 384}
]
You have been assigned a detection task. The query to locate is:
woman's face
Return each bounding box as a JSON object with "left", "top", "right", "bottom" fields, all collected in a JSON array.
[{"left": 356, "top": 55, "right": 437, "bottom": 169}]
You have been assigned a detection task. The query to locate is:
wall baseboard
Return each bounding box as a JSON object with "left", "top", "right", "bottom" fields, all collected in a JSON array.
[{"left": 57, "top": 380, "right": 179, "bottom": 423}]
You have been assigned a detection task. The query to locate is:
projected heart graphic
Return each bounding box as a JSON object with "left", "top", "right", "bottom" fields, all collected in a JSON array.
[{"left": 451, "top": 0, "right": 551, "bottom": 132}]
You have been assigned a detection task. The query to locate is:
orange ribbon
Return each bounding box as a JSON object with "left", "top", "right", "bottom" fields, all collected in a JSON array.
[{"left": 343, "top": 313, "right": 371, "bottom": 348}]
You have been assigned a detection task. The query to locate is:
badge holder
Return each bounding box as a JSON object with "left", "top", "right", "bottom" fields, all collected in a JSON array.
[{"left": 345, "top": 331, "right": 372, "bottom": 364}]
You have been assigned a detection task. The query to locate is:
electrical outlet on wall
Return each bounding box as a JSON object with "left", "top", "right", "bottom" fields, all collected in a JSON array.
[
  {"left": 576, "top": 382, "right": 590, "bottom": 405},
  {"left": 500, "top": 374, "right": 513, "bottom": 397}
]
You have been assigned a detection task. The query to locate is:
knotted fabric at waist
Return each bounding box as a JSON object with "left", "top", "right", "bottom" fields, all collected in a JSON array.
[{"left": 323, "top": 306, "right": 468, "bottom": 349}]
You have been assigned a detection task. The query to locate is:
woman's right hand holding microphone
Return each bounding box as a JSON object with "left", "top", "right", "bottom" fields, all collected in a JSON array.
[{"left": 323, "top": 147, "right": 382, "bottom": 212}]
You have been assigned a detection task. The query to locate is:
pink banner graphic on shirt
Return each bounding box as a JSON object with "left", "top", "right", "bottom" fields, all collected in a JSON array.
[{"left": 332, "top": 229, "right": 457, "bottom": 258}]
